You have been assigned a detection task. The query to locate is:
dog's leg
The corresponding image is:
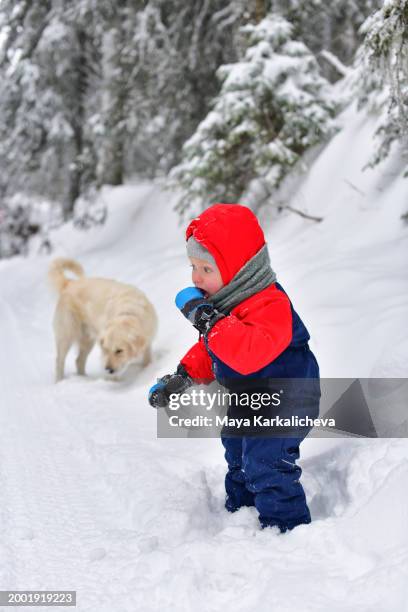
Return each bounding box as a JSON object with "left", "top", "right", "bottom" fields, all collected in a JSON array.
[
  {"left": 76, "top": 336, "right": 94, "bottom": 376},
  {"left": 55, "top": 338, "right": 72, "bottom": 382},
  {"left": 142, "top": 344, "right": 152, "bottom": 367},
  {"left": 53, "top": 297, "right": 78, "bottom": 383}
]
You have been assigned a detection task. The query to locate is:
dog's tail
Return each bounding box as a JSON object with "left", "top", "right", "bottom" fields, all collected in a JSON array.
[{"left": 48, "top": 258, "right": 85, "bottom": 294}]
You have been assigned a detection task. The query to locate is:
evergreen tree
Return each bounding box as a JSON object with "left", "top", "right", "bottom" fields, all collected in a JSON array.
[
  {"left": 96, "top": 1, "right": 134, "bottom": 187},
  {"left": 357, "top": 0, "right": 408, "bottom": 171},
  {"left": 0, "top": 0, "right": 106, "bottom": 219},
  {"left": 169, "top": 14, "right": 338, "bottom": 216},
  {"left": 123, "top": 0, "right": 245, "bottom": 176},
  {"left": 0, "top": 0, "right": 244, "bottom": 220},
  {"left": 268, "top": 0, "right": 382, "bottom": 81}
]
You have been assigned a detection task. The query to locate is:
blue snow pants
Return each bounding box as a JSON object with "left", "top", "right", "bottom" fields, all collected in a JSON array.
[{"left": 221, "top": 435, "right": 311, "bottom": 532}]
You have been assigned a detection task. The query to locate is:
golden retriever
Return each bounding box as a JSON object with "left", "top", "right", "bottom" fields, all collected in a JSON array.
[{"left": 49, "top": 258, "right": 158, "bottom": 382}]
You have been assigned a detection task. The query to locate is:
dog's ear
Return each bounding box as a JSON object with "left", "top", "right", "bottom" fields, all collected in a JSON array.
[
  {"left": 129, "top": 333, "right": 146, "bottom": 354},
  {"left": 119, "top": 317, "right": 146, "bottom": 351}
]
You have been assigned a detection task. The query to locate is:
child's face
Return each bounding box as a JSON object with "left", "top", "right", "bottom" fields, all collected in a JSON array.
[{"left": 189, "top": 257, "right": 224, "bottom": 297}]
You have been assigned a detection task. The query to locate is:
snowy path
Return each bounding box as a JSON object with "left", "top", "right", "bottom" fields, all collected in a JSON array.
[{"left": 0, "top": 293, "right": 144, "bottom": 607}]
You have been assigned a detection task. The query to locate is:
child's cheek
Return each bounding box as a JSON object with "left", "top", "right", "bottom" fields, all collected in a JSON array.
[{"left": 208, "top": 277, "right": 223, "bottom": 294}]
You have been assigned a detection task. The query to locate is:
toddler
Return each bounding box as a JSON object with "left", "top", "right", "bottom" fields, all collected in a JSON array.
[{"left": 149, "top": 203, "right": 320, "bottom": 532}]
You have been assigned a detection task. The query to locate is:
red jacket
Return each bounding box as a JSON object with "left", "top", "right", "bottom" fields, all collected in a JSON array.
[{"left": 180, "top": 204, "right": 293, "bottom": 378}]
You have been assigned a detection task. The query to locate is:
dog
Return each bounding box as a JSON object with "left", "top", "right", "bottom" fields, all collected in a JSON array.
[{"left": 49, "top": 258, "right": 158, "bottom": 382}]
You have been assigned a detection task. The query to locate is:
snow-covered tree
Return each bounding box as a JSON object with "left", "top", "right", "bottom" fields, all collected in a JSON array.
[
  {"left": 357, "top": 0, "right": 408, "bottom": 171},
  {"left": 269, "top": 0, "right": 382, "bottom": 81},
  {"left": 123, "top": 0, "right": 245, "bottom": 176},
  {"left": 169, "top": 14, "right": 338, "bottom": 216},
  {"left": 0, "top": 0, "right": 105, "bottom": 219},
  {"left": 0, "top": 0, "right": 245, "bottom": 227}
]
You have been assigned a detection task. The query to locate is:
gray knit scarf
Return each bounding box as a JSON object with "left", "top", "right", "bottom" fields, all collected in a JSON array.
[{"left": 208, "top": 244, "right": 277, "bottom": 314}]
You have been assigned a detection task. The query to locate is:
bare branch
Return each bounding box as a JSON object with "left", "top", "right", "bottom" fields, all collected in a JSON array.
[
  {"left": 319, "top": 49, "right": 349, "bottom": 77},
  {"left": 343, "top": 179, "right": 365, "bottom": 196},
  {"left": 279, "top": 204, "right": 323, "bottom": 222}
]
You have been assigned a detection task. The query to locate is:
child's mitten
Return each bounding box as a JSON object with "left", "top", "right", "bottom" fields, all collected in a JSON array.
[
  {"left": 148, "top": 364, "right": 193, "bottom": 408},
  {"left": 175, "top": 287, "right": 224, "bottom": 335}
]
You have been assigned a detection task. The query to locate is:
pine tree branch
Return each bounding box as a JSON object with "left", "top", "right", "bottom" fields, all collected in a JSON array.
[{"left": 392, "top": 38, "right": 408, "bottom": 135}]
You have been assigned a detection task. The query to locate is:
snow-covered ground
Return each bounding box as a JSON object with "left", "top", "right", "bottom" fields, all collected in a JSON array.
[{"left": 0, "top": 102, "right": 407, "bottom": 612}]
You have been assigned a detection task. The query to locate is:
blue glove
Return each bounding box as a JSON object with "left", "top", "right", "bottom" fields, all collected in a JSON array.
[
  {"left": 148, "top": 378, "right": 170, "bottom": 408},
  {"left": 148, "top": 365, "right": 193, "bottom": 408},
  {"left": 175, "top": 286, "right": 206, "bottom": 310},
  {"left": 175, "top": 287, "right": 225, "bottom": 335}
]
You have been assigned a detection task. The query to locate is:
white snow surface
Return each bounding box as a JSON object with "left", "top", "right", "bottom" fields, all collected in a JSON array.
[{"left": 0, "top": 103, "right": 407, "bottom": 612}]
